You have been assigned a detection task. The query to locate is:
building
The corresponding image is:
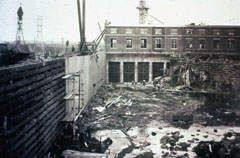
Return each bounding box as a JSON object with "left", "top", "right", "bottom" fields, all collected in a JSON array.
[{"left": 105, "top": 25, "right": 240, "bottom": 83}]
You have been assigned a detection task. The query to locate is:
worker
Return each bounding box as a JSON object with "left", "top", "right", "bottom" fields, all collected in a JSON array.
[
  {"left": 156, "top": 82, "right": 160, "bottom": 91},
  {"left": 143, "top": 80, "right": 146, "bottom": 86},
  {"left": 71, "top": 45, "right": 75, "bottom": 52}
]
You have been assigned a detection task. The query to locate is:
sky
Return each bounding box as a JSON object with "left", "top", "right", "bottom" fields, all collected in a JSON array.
[{"left": 0, "top": 0, "right": 240, "bottom": 43}]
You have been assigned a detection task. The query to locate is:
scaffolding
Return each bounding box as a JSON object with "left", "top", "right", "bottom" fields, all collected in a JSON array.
[{"left": 62, "top": 57, "right": 86, "bottom": 136}]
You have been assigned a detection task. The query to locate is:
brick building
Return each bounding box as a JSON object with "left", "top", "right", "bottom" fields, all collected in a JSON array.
[{"left": 105, "top": 25, "right": 240, "bottom": 83}]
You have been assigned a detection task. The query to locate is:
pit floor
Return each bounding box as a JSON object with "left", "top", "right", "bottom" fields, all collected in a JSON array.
[{"left": 82, "top": 83, "right": 240, "bottom": 158}]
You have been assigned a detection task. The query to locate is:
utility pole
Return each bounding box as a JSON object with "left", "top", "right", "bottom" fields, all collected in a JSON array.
[{"left": 35, "top": 16, "right": 45, "bottom": 56}]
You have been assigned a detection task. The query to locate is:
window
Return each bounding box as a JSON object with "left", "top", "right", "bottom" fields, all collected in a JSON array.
[
  {"left": 228, "top": 39, "right": 235, "bottom": 49},
  {"left": 199, "top": 39, "right": 206, "bottom": 49},
  {"left": 110, "top": 38, "right": 117, "bottom": 48},
  {"left": 126, "top": 38, "right": 132, "bottom": 48},
  {"left": 171, "top": 39, "right": 177, "bottom": 49},
  {"left": 155, "top": 38, "right": 162, "bottom": 49},
  {"left": 171, "top": 29, "right": 178, "bottom": 35},
  {"left": 140, "top": 39, "right": 147, "bottom": 48},
  {"left": 228, "top": 30, "right": 235, "bottom": 35},
  {"left": 110, "top": 28, "right": 117, "bottom": 34},
  {"left": 155, "top": 29, "right": 162, "bottom": 34},
  {"left": 213, "top": 39, "right": 220, "bottom": 49},
  {"left": 186, "top": 29, "right": 193, "bottom": 35},
  {"left": 126, "top": 28, "right": 133, "bottom": 34},
  {"left": 199, "top": 29, "right": 206, "bottom": 35},
  {"left": 186, "top": 38, "right": 193, "bottom": 49},
  {"left": 213, "top": 29, "right": 220, "bottom": 35},
  {"left": 140, "top": 29, "right": 148, "bottom": 34}
]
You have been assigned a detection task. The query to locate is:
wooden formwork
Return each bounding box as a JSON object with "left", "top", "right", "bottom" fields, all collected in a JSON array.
[{"left": 0, "top": 59, "right": 66, "bottom": 158}]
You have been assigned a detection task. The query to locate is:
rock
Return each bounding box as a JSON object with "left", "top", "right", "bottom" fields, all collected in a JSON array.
[
  {"left": 225, "top": 132, "right": 233, "bottom": 138},
  {"left": 214, "top": 129, "right": 218, "bottom": 133},
  {"left": 162, "top": 152, "right": 169, "bottom": 158},
  {"left": 203, "top": 135, "right": 208, "bottom": 138},
  {"left": 160, "top": 135, "right": 169, "bottom": 144},
  {"left": 195, "top": 138, "right": 199, "bottom": 141},
  {"left": 151, "top": 132, "right": 157, "bottom": 136},
  {"left": 169, "top": 137, "right": 177, "bottom": 146},
  {"left": 172, "top": 131, "right": 180, "bottom": 140},
  {"left": 188, "top": 139, "right": 194, "bottom": 143},
  {"left": 197, "top": 129, "right": 201, "bottom": 132},
  {"left": 161, "top": 144, "right": 168, "bottom": 149},
  {"left": 178, "top": 142, "right": 190, "bottom": 150},
  {"left": 171, "top": 151, "right": 177, "bottom": 155}
]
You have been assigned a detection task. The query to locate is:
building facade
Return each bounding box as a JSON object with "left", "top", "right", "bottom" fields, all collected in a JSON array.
[{"left": 105, "top": 25, "right": 240, "bottom": 83}]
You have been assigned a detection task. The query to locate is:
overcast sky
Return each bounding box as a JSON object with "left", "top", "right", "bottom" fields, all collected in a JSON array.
[{"left": 0, "top": 0, "right": 240, "bottom": 43}]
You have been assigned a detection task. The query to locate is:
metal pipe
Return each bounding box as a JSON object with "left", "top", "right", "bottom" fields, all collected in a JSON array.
[
  {"left": 82, "top": 0, "right": 85, "bottom": 44},
  {"left": 77, "top": 0, "right": 83, "bottom": 50}
]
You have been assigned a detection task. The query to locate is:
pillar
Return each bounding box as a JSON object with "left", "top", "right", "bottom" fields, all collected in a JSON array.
[
  {"left": 120, "top": 61, "right": 123, "bottom": 83},
  {"left": 149, "top": 62, "right": 152, "bottom": 82},
  {"left": 134, "top": 62, "right": 138, "bottom": 82},
  {"left": 164, "top": 62, "right": 167, "bottom": 75},
  {"left": 106, "top": 61, "right": 109, "bottom": 83}
]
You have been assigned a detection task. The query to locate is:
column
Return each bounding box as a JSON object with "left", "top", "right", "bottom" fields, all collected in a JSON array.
[
  {"left": 106, "top": 61, "right": 109, "bottom": 83},
  {"left": 120, "top": 61, "right": 123, "bottom": 83},
  {"left": 149, "top": 62, "right": 152, "bottom": 82},
  {"left": 164, "top": 62, "right": 167, "bottom": 75},
  {"left": 135, "top": 62, "right": 138, "bottom": 82}
]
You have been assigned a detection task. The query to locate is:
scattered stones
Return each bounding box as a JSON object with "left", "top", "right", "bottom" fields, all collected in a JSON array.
[
  {"left": 214, "top": 129, "right": 218, "bottom": 133},
  {"left": 203, "top": 135, "right": 209, "bottom": 138},
  {"left": 133, "top": 151, "right": 154, "bottom": 158}
]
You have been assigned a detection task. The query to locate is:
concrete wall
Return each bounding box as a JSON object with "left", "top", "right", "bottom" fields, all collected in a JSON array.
[{"left": 65, "top": 51, "right": 106, "bottom": 114}]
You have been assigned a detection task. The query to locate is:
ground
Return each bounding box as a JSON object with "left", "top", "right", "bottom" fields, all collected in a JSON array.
[{"left": 78, "top": 83, "right": 240, "bottom": 158}]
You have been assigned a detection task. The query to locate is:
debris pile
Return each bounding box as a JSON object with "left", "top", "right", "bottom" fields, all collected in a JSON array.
[
  {"left": 194, "top": 131, "right": 240, "bottom": 158},
  {"left": 171, "top": 55, "right": 240, "bottom": 94},
  {"left": 160, "top": 131, "right": 191, "bottom": 157}
]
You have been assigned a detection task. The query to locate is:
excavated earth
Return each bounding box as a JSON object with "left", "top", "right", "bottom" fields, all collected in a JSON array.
[{"left": 78, "top": 83, "right": 240, "bottom": 158}]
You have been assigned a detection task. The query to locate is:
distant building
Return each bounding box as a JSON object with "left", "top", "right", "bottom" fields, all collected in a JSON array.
[{"left": 105, "top": 25, "right": 240, "bottom": 83}]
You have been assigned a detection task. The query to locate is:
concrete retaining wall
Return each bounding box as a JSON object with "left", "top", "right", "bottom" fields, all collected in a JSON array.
[{"left": 65, "top": 51, "right": 106, "bottom": 113}]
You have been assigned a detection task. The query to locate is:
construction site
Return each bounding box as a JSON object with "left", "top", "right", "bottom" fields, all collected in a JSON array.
[{"left": 1, "top": 0, "right": 240, "bottom": 158}]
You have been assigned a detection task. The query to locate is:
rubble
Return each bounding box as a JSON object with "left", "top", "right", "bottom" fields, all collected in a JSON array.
[{"left": 55, "top": 80, "right": 240, "bottom": 157}]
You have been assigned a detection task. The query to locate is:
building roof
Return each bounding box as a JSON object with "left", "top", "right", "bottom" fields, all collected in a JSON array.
[{"left": 106, "top": 24, "right": 240, "bottom": 28}]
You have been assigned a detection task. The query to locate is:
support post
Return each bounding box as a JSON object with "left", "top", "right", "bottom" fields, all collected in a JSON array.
[
  {"left": 164, "top": 62, "right": 167, "bottom": 75},
  {"left": 135, "top": 62, "right": 138, "bottom": 82},
  {"left": 149, "top": 62, "right": 152, "bottom": 82},
  {"left": 82, "top": 0, "right": 85, "bottom": 44},
  {"left": 120, "top": 62, "right": 123, "bottom": 83},
  {"left": 106, "top": 61, "right": 109, "bottom": 83},
  {"left": 77, "top": 0, "right": 83, "bottom": 51}
]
